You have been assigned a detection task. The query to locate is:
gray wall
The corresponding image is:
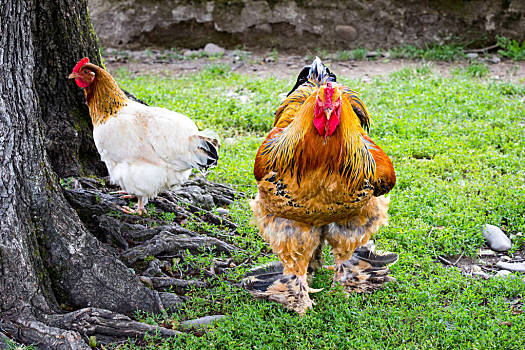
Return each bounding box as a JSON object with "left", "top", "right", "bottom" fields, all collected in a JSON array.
[{"left": 89, "top": 0, "right": 525, "bottom": 49}]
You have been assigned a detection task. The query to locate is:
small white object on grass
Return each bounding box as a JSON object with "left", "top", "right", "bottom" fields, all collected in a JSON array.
[{"left": 482, "top": 224, "right": 511, "bottom": 252}]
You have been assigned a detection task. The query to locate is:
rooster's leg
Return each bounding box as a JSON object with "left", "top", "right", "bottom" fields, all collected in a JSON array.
[
  {"left": 326, "top": 196, "right": 397, "bottom": 293},
  {"left": 242, "top": 216, "right": 322, "bottom": 315}
]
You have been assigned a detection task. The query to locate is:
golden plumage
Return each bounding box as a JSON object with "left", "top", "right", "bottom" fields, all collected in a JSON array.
[
  {"left": 253, "top": 79, "right": 390, "bottom": 226},
  {"left": 249, "top": 71, "right": 396, "bottom": 314},
  {"left": 82, "top": 63, "right": 128, "bottom": 126}
]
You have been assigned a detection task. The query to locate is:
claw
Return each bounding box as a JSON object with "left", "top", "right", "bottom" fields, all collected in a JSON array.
[
  {"left": 333, "top": 257, "right": 395, "bottom": 293},
  {"left": 308, "top": 287, "right": 324, "bottom": 293},
  {"left": 110, "top": 190, "right": 136, "bottom": 200},
  {"left": 121, "top": 205, "right": 147, "bottom": 215},
  {"left": 110, "top": 190, "right": 127, "bottom": 195},
  {"left": 242, "top": 273, "right": 314, "bottom": 315},
  {"left": 121, "top": 206, "right": 134, "bottom": 214}
]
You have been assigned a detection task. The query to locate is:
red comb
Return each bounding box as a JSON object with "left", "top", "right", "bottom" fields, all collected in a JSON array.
[{"left": 72, "top": 57, "right": 89, "bottom": 73}]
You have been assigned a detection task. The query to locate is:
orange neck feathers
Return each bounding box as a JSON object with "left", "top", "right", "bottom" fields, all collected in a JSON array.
[
  {"left": 259, "top": 90, "right": 375, "bottom": 190},
  {"left": 83, "top": 64, "right": 128, "bottom": 126}
]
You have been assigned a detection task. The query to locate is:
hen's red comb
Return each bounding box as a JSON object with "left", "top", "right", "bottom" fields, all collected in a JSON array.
[{"left": 72, "top": 57, "right": 89, "bottom": 73}]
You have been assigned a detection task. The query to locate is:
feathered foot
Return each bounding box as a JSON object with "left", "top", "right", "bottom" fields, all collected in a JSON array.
[
  {"left": 242, "top": 271, "right": 320, "bottom": 315},
  {"left": 121, "top": 197, "right": 147, "bottom": 215},
  {"left": 244, "top": 261, "right": 323, "bottom": 294},
  {"left": 328, "top": 249, "right": 398, "bottom": 293}
]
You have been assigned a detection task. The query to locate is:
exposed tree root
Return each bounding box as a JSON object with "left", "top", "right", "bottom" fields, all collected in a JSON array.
[
  {"left": 44, "top": 308, "right": 182, "bottom": 342},
  {"left": 139, "top": 276, "right": 208, "bottom": 293},
  {"left": 0, "top": 176, "right": 242, "bottom": 348},
  {"left": 1, "top": 308, "right": 185, "bottom": 350},
  {"left": 1, "top": 318, "right": 88, "bottom": 350},
  {"left": 121, "top": 231, "right": 238, "bottom": 266},
  {"left": 45, "top": 175, "right": 241, "bottom": 346}
]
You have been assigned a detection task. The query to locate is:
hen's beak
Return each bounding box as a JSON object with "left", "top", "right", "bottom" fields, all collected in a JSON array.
[
  {"left": 325, "top": 109, "right": 332, "bottom": 120},
  {"left": 68, "top": 72, "right": 79, "bottom": 79}
]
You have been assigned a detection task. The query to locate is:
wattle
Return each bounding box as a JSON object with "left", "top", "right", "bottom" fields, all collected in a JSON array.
[
  {"left": 313, "top": 115, "right": 326, "bottom": 136},
  {"left": 75, "top": 78, "right": 90, "bottom": 88},
  {"left": 313, "top": 115, "right": 340, "bottom": 137},
  {"left": 327, "top": 115, "right": 339, "bottom": 136}
]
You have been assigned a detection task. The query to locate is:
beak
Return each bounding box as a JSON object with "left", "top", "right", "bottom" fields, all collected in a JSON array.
[
  {"left": 68, "top": 72, "right": 79, "bottom": 79},
  {"left": 325, "top": 109, "right": 332, "bottom": 120}
]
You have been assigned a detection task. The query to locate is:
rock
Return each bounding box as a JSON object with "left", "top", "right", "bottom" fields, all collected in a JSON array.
[
  {"left": 223, "top": 137, "right": 236, "bottom": 146},
  {"left": 466, "top": 53, "right": 478, "bottom": 59},
  {"left": 479, "top": 249, "right": 496, "bottom": 256},
  {"left": 494, "top": 270, "right": 512, "bottom": 279},
  {"left": 496, "top": 261, "right": 525, "bottom": 273},
  {"left": 255, "top": 23, "right": 272, "bottom": 33},
  {"left": 103, "top": 47, "right": 118, "bottom": 55},
  {"left": 183, "top": 49, "right": 201, "bottom": 57},
  {"left": 365, "top": 50, "right": 380, "bottom": 58},
  {"left": 238, "top": 95, "right": 250, "bottom": 104},
  {"left": 472, "top": 265, "right": 482, "bottom": 272},
  {"left": 181, "top": 315, "right": 225, "bottom": 329},
  {"left": 473, "top": 271, "right": 490, "bottom": 279},
  {"left": 264, "top": 56, "right": 275, "bottom": 63},
  {"left": 203, "top": 43, "right": 225, "bottom": 56},
  {"left": 216, "top": 208, "right": 229, "bottom": 217},
  {"left": 490, "top": 55, "right": 501, "bottom": 64},
  {"left": 334, "top": 25, "right": 358, "bottom": 41},
  {"left": 482, "top": 224, "right": 512, "bottom": 252}
]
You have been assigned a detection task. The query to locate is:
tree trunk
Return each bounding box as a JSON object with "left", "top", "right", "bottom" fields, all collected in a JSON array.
[
  {"left": 0, "top": 1, "right": 242, "bottom": 347},
  {"left": 0, "top": 0, "right": 171, "bottom": 347},
  {"left": 33, "top": 0, "right": 106, "bottom": 177}
]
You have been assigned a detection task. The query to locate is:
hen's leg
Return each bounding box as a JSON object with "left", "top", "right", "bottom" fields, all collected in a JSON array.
[
  {"left": 243, "top": 213, "right": 321, "bottom": 315},
  {"left": 109, "top": 190, "right": 135, "bottom": 199},
  {"left": 121, "top": 197, "right": 148, "bottom": 215},
  {"left": 326, "top": 196, "right": 396, "bottom": 293}
]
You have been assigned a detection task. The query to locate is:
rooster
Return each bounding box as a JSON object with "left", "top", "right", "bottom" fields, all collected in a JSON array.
[
  {"left": 69, "top": 57, "right": 219, "bottom": 214},
  {"left": 244, "top": 58, "right": 396, "bottom": 314}
]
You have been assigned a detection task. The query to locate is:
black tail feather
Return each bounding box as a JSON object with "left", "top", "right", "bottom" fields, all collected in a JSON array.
[
  {"left": 286, "top": 57, "right": 337, "bottom": 96},
  {"left": 197, "top": 138, "right": 219, "bottom": 169}
]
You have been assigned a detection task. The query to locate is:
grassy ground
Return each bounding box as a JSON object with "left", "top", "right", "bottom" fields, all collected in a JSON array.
[{"left": 113, "top": 63, "right": 525, "bottom": 349}]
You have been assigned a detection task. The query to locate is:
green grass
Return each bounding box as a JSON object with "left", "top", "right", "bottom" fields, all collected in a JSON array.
[
  {"left": 113, "top": 64, "right": 525, "bottom": 349},
  {"left": 497, "top": 37, "right": 525, "bottom": 61},
  {"left": 334, "top": 48, "right": 368, "bottom": 61},
  {"left": 390, "top": 43, "right": 466, "bottom": 61}
]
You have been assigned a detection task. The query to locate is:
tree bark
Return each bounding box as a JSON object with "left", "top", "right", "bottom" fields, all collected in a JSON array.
[
  {"left": 0, "top": 0, "right": 173, "bottom": 347},
  {"left": 33, "top": 0, "right": 106, "bottom": 177},
  {"left": 1, "top": 2, "right": 243, "bottom": 347}
]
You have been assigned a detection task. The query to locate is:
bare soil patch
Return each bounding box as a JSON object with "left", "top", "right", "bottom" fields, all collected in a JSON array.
[{"left": 105, "top": 50, "right": 525, "bottom": 82}]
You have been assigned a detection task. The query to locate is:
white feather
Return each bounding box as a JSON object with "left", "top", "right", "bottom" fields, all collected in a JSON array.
[{"left": 93, "top": 100, "right": 215, "bottom": 199}]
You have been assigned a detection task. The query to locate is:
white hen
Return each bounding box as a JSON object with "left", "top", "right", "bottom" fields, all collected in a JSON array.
[{"left": 69, "top": 57, "right": 218, "bottom": 214}]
